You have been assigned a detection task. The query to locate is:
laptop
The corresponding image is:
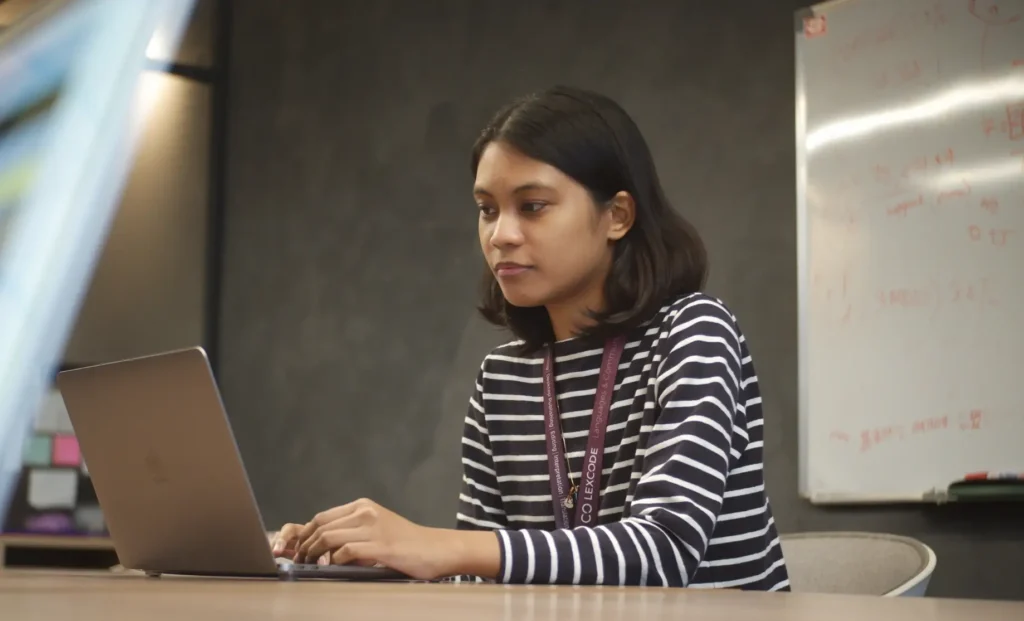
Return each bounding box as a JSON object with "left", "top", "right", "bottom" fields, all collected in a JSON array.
[{"left": 56, "top": 346, "right": 409, "bottom": 581}]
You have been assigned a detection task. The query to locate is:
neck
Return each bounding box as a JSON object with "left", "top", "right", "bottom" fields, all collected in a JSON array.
[
  {"left": 546, "top": 251, "right": 614, "bottom": 343},
  {"left": 546, "top": 284, "right": 606, "bottom": 342}
]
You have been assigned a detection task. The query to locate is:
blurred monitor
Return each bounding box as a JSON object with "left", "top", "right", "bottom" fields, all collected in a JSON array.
[{"left": 0, "top": 0, "right": 195, "bottom": 521}]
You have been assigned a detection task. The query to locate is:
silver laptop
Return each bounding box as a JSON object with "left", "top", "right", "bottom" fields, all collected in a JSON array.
[{"left": 56, "top": 347, "right": 408, "bottom": 581}]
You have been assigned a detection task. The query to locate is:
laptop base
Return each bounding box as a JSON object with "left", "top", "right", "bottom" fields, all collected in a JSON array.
[{"left": 142, "top": 564, "right": 412, "bottom": 582}]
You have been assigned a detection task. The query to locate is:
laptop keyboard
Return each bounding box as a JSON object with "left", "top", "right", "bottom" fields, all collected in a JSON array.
[{"left": 275, "top": 558, "right": 324, "bottom": 571}]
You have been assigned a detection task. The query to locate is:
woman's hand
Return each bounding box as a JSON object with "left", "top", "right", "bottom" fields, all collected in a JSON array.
[
  {"left": 275, "top": 498, "right": 501, "bottom": 581},
  {"left": 269, "top": 525, "right": 314, "bottom": 562}
]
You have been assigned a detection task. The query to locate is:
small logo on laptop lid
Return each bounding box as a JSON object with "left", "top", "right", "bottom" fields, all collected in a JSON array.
[{"left": 143, "top": 451, "right": 169, "bottom": 485}]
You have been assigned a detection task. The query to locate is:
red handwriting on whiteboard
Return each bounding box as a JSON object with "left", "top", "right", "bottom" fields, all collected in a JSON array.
[
  {"left": 990, "top": 229, "right": 1014, "bottom": 245},
  {"left": 873, "top": 149, "right": 955, "bottom": 181},
  {"left": 901, "top": 59, "right": 925, "bottom": 81},
  {"left": 873, "top": 164, "right": 893, "bottom": 183},
  {"left": 876, "top": 278, "right": 999, "bottom": 312},
  {"left": 812, "top": 268, "right": 851, "bottom": 299},
  {"left": 936, "top": 179, "right": 972, "bottom": 204},
  {"left": 829, "top": 431, "right": 850, "bottom": 443},
  {"left": 836, "top": 409, "right": 987, "bottom": 453},
  {"left": 980, "top": 197, "right": 1000, "bottom": 214},
  {"left": 1008, "top": 102, "right": 1024, "bottom": 140},
  {"left": 860, "top": 425, "right": 905, "bottom": 452},
  {"left": 869, "top": 150, "right": 954, "bottom": 199},
  {"left": 949, "top": 278, "right": 1000, "bottom": 306},
  {"left": 968, "top": 226, "right": 1015, "bottom": 245},
  {"left": 900, "top": 149, "right": 955, "bottom": 176},
  {"left": 970, "top": 0, "right": 1022, "bottom": 25},
  {"left": 877, "top": 287, "right": 933, "bottom": 309},
  {"left": 960, "top": 409, "right": 984, "bottom": 431},
  {"left": 839, "top": 304, "right": 852, "bottom": 325},
  {"left": 980, "top": 106, "right": 1023, "bottom": 139},
  {"left": 933, "top": 148, "right": 955, "bottom": 165},
  {"left": 971, "top": 1, "right": 1024, "bottom": 68},
  {"left": 887, "top": 194, "right": 924, "bottom": 217},
  {"left": 950, "top": 280, "right": 976, "bottom": 303},
  {"left": 911, "top": 415, "right": 948, "bottom": 434},
  {"left": 982, "top": 116, "right": 1009, "bottom": 137},
  {"left": 813, "top": 268, "right": 854, "bottom": 325}
]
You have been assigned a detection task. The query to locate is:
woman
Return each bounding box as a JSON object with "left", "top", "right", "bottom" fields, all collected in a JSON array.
[{"left": 272, "top": 86, "right": 789, "bottom": 590}]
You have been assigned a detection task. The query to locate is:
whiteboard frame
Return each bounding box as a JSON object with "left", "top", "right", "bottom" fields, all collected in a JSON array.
[{"left": 795, "top": 5, "right": 811, "bottom": 500}]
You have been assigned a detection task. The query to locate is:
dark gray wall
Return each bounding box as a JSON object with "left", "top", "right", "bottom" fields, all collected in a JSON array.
[{"left": 219, "top": 0, "right": 1024, "bottom": 601}]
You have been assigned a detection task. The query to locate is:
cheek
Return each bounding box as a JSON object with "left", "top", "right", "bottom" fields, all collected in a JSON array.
[
  {"left": 536, "top": 229, "right": 604, "bottom": 278},
  {"left": 478, "top": 220, "right": 491, "bottom": 250}
]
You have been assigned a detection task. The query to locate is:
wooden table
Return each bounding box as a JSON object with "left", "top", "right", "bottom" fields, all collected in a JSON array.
[{"left": 1, "top": 572, "right": 1022, "bottom": 620}]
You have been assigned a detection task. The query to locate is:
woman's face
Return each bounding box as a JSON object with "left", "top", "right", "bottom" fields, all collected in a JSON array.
[{"left": 474, "top": 141, "right": 625, "bottom": 310}]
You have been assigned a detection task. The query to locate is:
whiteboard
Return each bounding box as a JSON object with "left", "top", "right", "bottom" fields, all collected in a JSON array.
[{"left": 796, "top": 0, "right": 1024, "bottom": 503}]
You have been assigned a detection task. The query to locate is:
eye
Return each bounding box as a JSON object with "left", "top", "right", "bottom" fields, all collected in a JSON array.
[
  {"left": 478, "top": 204, "right": 497, "bottom": 218},
  {"left": 521, "top": 201, "right": 547, "bottom": 214}
]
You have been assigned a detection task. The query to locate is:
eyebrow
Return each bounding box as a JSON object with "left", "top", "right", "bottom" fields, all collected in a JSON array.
[{"left": 473, "top": 182, "right": 557, "bottom": 196}]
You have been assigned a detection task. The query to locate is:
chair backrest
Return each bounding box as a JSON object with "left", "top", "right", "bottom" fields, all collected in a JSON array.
[{"left": 779, "top": 531, "right": 936, "bottom": 596}]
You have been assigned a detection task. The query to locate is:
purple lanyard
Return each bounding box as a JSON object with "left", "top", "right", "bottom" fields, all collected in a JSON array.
[{"left": 543, "top": 336, "right": 626, "bottom": 530}]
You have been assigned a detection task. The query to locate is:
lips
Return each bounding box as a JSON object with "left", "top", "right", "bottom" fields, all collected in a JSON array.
[{"left": 494, "top": 262, "right": 531, "bottom": 277}]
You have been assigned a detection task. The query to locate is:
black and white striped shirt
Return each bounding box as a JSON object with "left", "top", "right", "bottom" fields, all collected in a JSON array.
[{"left": 454, "top": 293, "right": 790, "bottom": 590}]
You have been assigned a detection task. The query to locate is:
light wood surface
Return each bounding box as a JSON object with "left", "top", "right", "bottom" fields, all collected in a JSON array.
[{"left": 1, "top": 572, "right": 1022, "bottom": 620}]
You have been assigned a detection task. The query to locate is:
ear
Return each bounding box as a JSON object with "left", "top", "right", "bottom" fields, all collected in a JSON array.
[{"left": 606, "top": 191, "right": 635, "bottom": 241}]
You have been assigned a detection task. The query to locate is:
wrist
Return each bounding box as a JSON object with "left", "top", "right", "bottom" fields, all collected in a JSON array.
[{"left": 436, "top": 528, "right": 501, "bottom": 580}]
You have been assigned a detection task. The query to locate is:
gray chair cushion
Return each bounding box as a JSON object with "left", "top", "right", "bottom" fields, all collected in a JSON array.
[{"left": 780, "top": 532, "right": 933, "bottom": 596}]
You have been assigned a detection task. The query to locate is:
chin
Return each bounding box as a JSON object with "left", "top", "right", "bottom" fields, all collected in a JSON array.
[{"left": 498, "top": 284, "right": 548, "bottom": 309}]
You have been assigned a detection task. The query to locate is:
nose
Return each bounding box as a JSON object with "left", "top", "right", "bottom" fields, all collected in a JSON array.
[{"left": 488, "top": 211, "right": 524, "bottom": 249}]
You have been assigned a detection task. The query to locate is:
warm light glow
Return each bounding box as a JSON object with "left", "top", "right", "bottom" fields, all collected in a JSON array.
[
  {"left": 132, "top": 71, "right": 168, "bottom": 131},
  {"left": 145, "top": 26, "right": 174, "bottom": 61},
  {"left": 805, "top": 74, "right": 1024, "bottom": 153}
]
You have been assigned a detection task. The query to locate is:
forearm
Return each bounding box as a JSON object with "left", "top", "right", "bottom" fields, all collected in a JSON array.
[
  {"left": 494, "top": 518, "right": 692, "bottom": 586},
  {"left": 438, "top": 528, "right": 502, "bottom": 580}
]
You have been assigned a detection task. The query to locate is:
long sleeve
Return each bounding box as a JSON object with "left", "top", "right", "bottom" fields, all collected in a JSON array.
[
  {"left": 455, "top": 365, "right": 508, "bottom": 532},
  {"left": 445, "top": 366, "right": 508, "bottom": 584},
  {"left": 494, "top": 300, "right": 745, "bottom": 586}
]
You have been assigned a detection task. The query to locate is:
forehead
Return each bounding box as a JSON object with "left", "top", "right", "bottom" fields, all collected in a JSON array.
[{"left": 474, "top": 142, "right": 569, "bottom": 193}]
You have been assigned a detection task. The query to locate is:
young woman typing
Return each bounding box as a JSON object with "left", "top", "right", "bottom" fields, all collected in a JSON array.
[{"left": 271, "top": 86, "right": 789, "bottom": 590}]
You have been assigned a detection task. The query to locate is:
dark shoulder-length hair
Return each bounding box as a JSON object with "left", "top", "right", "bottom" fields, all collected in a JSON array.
[{"left": 472, "top": 86, "right": 708, "bottom": 354}]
